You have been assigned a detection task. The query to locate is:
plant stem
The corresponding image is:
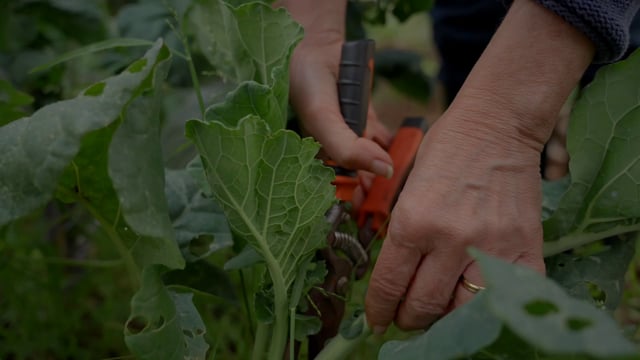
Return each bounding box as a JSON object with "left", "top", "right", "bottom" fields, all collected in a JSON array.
[
  {"left": 170, "top": 17, "right": 206, "bottom": 119},
  {"left": 267, "top": 270, "right": 289, "bottom": 360},
  {"left": 543, "top": 223, "right": 640, "bottom": 257},
  {"left": 253, "top": 322, "right": 270, "bottom": 360},
  {"left": 185, "top": 45, "right": 206, "bottom": 119},
  {"left": 177, "top": 26, "right": 206, "bottom": 119},
  {"left": 240, "top": 270, "right": 256, "bottom": 338},
  {"left": 289, "top": 307, "right": 295, "bottom": 360},
  {"left": 314, "top": 313, "right": 371, "bottom": 360}
]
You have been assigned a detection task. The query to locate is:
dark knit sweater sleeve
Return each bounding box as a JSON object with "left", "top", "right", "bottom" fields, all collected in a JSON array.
[{"left": 535, "top": 0, "right": 640, "bottom": 63}]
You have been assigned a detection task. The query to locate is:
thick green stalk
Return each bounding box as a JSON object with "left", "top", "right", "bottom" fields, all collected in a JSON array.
[
  {"left": 253, "top": 322, "right": 270, "bottom": 360},
  {"left": 289, "top": 307, "right": 296, "bottom": 359},
  {"left": 267, "top": 263, "right": 289, "bottom": 360}
]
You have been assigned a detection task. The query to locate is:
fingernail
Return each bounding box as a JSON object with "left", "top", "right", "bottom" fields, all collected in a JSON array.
[
  {"left": 371, "top": 160, "right": 393, "bottom": 179},
  {"left": 373, "top": 326, "right": 387, "bottom": 335}
]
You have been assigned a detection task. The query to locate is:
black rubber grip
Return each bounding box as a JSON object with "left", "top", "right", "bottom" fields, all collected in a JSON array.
[
  {"left": 401, "top": 116, "right": 429, "bottom": 133},
  {"left": 338, "top": 39, "right": 375, "bottom": 137}
]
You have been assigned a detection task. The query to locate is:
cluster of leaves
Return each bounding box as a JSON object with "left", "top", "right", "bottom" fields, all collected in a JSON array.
[
  {"left": 1, "top": 0, "right": 334, "bottom": 358},
  {"left": 1, "top": 0, "right": 640, "bottom": 359},
  {"left": 185, "top": 1, "right": 339, "bottom": 358},
  {"left": 1, "top": 40, "right": 209, "bottom": 358}
]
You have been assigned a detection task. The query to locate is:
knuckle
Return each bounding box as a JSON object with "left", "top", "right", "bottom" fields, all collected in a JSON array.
[
  {"left": 405, "top": 297, "right": 448, "bottom": 317},
  {"left": 334, "top": 151, "right": 359, "bottom": 170},
  {"left": 330, "top": 141, "right": 367, "bottom": 170},
  {"left": 388, "top": 204, "right": 428, "bottom": 237},
  {"left": 368, "top": 276, "right": 406, "bottom": 304},
  {"left": 387, "top": 215, "right": 412, "bottom": 240}
]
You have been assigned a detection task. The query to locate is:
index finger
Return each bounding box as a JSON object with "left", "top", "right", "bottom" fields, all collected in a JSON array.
[{"left": 365, "top": 234, "right": 422, "bottom": 334}]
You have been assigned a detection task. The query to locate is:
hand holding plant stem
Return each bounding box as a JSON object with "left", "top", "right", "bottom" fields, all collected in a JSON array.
[
  {"left": 314, "top": 313, "right": 372, "bottom": 360},
  {"left": 365, "top": 0, "right": 595, "bottom": 332},
  {"left": 282, "top": 0, "right": 595, "bottom": 335}
]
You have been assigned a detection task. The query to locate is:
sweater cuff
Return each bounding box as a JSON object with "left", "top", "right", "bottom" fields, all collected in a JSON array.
[{"left": 535, "top": 0, "right": 640, "bottom": 63}]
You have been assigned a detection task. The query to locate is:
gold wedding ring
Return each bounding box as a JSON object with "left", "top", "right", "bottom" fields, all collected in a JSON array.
[{"left": 460, "top": 276, "right": 485, "bottom": 294}]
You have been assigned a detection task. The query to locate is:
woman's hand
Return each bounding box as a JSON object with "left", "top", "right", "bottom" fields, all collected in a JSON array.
[
  {"left": 281, "top": 0, "right": 393, "bottom": 179},
  {"left": 364, "top": 0, "right": 594, "bottom": 333},
  {"left": 279, "top": 0, "right": 594, "bottom": 334},
  {"left": 365, "top": 106, "right": 546, "bottom": 331},
  {"left": 288, "top": 34, "right": 394, "bottom": 178}
]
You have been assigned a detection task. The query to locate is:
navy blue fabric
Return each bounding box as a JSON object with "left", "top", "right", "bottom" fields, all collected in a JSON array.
[
  {"left": 536, "top": 0, "right": 640, "bottom": 63},
  {"left": 431, "top": 0, "right": 640, "bottom": 103}
]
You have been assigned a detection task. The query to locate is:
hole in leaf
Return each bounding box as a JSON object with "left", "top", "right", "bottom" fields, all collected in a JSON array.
[
  {"left": 195, "top": 328, "right": 204, "bottom": 336},
  {"left": 127, "top": 58, "right": 148, "bottom": 73},
  {"left": 189, "top": 235, "right": 215, "bottom": 257},
  {"left": 158, "top": 45, "right": 171, "bottom": 62},
  {"left": 150, "top": 316, "right": 165, "bottom": 330},
  {"left": 585, "top": 282, "right": 606, "bottom": 306},
  {"left": 183, "top": 330, "right": 194, "bottom": 338},
  {"left": 557, "top": 262, "right": 565, "bottom": 268},
  {"left": 84, "top": 82, "right": 105, "bottom": 97},
  {"left": 126, "top": 316, "right": 148, "bottom": 334},
  {"left": 566, "top": 317, "right": 592, "bottom": 331},
  {"left": 524, "top": 299, "right": 559, "bottom": 317}
]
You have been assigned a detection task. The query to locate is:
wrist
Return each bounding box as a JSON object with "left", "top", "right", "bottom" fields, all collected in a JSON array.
[
  {"left": 447, "top": 90, "right": 551, "bottom": 153},
  {"left": 436, "top": 101, "right": 548, "bottom": 158},
  {"left": 449, "top": 0, "right": 595, "bottom": 150}
]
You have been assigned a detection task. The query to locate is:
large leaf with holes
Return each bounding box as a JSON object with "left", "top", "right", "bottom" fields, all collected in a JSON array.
[
  {"left": 379, "top": 251, "right": 638, "bottom": 359},
  {"left": 43, "top": 40, "right": 183, "bottom": 270},
  {"left": 185, "top": 116, "right": 335, "bottom": 294},
  {"left": 0, "top": 40, "right": 182, "bottom": 271},
  {"left": 125, "top": 266, "right": 208, "bottom": 360},
  {"left": 109, "top": 51, "right": 183, "bottom": 270},
  {"left": 189, "top": 0, "right": 302, "bottom": 130},
  {"left": 547, "top": 235, "right": 636, "bottom": 312},
  {"left": 543, "top": 49, "right": 640, "bottom": 249},
  {"left": 477, "top": 250, "right": 636, "bottom": 357},
  {"left": 380, "top": 292, "right": 502, "bottom": 359}
]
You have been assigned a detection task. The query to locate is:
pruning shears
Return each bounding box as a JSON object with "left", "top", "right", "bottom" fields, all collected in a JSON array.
[{"left": 306, "top": 39, "right": 428, "bottom": 356}]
